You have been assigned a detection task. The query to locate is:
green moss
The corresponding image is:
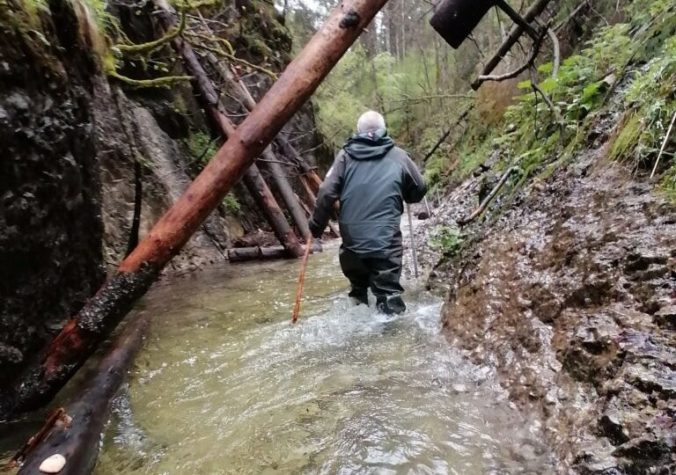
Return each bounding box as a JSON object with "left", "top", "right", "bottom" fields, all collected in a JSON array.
[
  {"left": 661, "top": 163, "right": 676, "bottom": 203},
  {"left": 21, "top": 0, "right": 48, "bottom": 28},
  {"left": 186, "top": 130, "right": 217, "bottom": 169},
  {"left": 222, "top": 194, "right": 242, "bottom": 215},
  {"left": 608, "top": 34, "right": 675, "bottom": 167},
  {"left": 429, "top": 226, "right": 464, "bottom": 257},
  {"left": 609, "top": 113, "right": 643, "bottom": 161},
  {"left": 456, "top": 137, "right": 493, "bottom": 179}
]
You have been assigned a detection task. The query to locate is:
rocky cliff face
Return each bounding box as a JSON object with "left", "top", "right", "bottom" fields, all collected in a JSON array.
[{"left": 0, "top": 1, "right": 106, "bottom": 394}]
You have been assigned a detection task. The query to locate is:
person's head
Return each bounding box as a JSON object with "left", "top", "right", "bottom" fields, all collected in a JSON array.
[{"left": 356, "top": 110, "right": 386, "bottom": 135}]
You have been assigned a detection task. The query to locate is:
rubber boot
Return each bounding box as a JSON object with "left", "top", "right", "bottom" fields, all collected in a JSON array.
[
  {"left": 348, "top": 288, "right": 369, "bottom": 306},
  {"left": 376, "top": 295, "right": 406, "bottom": 315}
]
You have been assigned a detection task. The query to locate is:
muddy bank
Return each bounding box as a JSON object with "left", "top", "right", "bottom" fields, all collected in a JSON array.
[{"left": 421, "top": 151, "right": 674, "bottom": 472}]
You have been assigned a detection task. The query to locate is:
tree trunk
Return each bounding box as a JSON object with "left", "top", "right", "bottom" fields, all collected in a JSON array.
[
  {"left": 228, "top": 241, "right": 321, "bottom": 263},
  {"left": 160, "top": 12, "right": 304, "bottom": 257},
  {"left": 205, "top": 54, "right": 325, "bottom": 194},
  {"left": 17, "top": 312, "right": 151, "bottom": 475},
  {"left": 242, "top": 166, "right": 304, "bottom": 257},
  {"left": 298, "top": 174, "right": 317, "bottom": 209},
  {"left": 472, "top": 0, "right": 552, "bottom": 89},
  {"left": 0, "top": 0, "right": 390, "bottom": 418},
  {"left": 259, "top": 158, "right": 311, "bottom": 239}
]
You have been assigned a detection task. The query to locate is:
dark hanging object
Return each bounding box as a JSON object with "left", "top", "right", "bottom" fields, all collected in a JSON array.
[{"left": 429, "top": 0, "right": 495, "bottom": 49}]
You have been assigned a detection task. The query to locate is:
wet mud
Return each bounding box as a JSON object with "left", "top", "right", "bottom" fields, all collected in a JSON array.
[{"left": 432, "top": 154, "right": 675, "bottom": 472}]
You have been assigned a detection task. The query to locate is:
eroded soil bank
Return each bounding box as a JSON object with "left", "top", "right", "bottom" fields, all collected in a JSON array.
[{"left": 415, "top": 151, "right": 674, "bottom": 473}]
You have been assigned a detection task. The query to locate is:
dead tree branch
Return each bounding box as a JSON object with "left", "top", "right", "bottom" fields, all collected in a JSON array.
[
  {"left": 457, "top": 167, "right": 521, "bottom": 226},
  {"left": 547, "top": 27, "right": 560, "bottom": 77},
  {"left": 475, "top": 25, "right": 549, "bottom": 86},
  {"left": 422, "top": 108, "right": 472, "bottom": 163},
  {"left": 472, "top": 0, "right": 553, "bottom": 90}
]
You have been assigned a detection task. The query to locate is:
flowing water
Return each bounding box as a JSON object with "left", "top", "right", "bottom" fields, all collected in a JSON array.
[
  {"left": 89, "top": 245, "right": 555, "bottom": 474},
  {"left": 0, "top": 244, "right": 557, "bottom": 473}
]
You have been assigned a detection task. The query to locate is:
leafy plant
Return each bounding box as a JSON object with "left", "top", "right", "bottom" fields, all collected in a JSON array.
[
  {"left": 429, "top": 226, "right": 464, "bottom": 257},
  {"left": 222, "top": 194, "right": 242, "bottom": 215},
  {"left": 186, "top": 131, "right": 218, "bottom": 169}
]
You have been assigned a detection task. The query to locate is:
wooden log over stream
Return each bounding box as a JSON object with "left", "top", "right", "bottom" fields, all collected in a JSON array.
[
  {"left": 16, "top": 312, "right": 151, "bottom": 475},
  {"left": 228, "top": 241, "right": 322, "bottom": 263},
  {"left": 0, "top": 0, "right": 391, "bottom": 418}
]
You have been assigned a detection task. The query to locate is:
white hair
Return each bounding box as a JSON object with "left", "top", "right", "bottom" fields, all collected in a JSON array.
[{"left": 357, "top": 110, "right": 386, "bottom": 133}]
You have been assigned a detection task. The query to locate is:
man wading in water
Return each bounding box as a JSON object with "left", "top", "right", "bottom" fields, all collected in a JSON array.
[{"left": 309, "top": 111, "right": 427, "bottom": 314}]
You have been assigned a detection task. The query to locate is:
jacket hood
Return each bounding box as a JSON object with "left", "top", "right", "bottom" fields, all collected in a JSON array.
[{"left": 343, "top": 128, "right": 395, "bottom": 160}]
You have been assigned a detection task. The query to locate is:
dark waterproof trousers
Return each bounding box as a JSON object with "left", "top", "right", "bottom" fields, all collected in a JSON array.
[{"left": 339, "top": 246, "right": 406, "bottom": 314}]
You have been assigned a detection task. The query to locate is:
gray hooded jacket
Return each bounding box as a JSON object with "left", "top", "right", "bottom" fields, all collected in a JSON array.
[{"left": 309, "top": 130, "right": 427, "bottom": 256}]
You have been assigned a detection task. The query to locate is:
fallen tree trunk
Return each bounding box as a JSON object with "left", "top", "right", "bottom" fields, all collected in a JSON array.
[
  {"left": 259, "top": 158, "right": 312, "bottom": 239},
  {"left": 457, "top": 167, "right": 520, "bottom": 226},
  {"left": 242, "top": 166, "right": 304, "bottom": 257},
  {"left": 471, "top": 0, "right": 552, "bottom": 90},
  {"left": 274, "top": 134, "right": 324, "bottom": 193},
  {"left": 17, "top": 312, "right": 151, "bottom": 475},
  {"left": 298, "top": 174, "right": 317, "bottom": 210},
  {"left": 194, "top": 55, "right": 312, "bottom": 240},
  {"left": 206, "top": 56, "right": 325, "bottom": 194},
  {"left": 228, "top": 241, "right": 322, "bottom": 263},
  {"left": 0, "top": 0, "right": 389, "bottom": 418},
  {"left": 162, "top": 11, "right": 304, "bottom": 257}
]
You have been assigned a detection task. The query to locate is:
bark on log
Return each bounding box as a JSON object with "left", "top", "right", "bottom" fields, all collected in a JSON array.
[
  {"left": 0, "top": 0, "right": 389, "bottom": 418},
  {"left": 298, "top": 174, "right": 317, "bottom": 210},
  {"left": 228, "top": 241, "right": 321, "bottom": 263},
  {"left": 242, "top": 166, "right": 304, "bottom": 257},
  {"left": 162, "top": 12, "right": 304, "bottom": 257},
  {"left": 259, "top": 158, "right": 311, "bottom": 239},
  {"left": 17, "top": 312, "right": 151, "bottom": 475}
]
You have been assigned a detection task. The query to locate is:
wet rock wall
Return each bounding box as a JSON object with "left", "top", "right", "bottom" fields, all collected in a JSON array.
[
  {"left": 438, "top": 156, "right": 675, "bottom": 473},
  {"left": 0, "top": 0, "right": 239, "bottom": 410},
  {"left": 0, "top": 2, "right": 106, "bottom": 395}
]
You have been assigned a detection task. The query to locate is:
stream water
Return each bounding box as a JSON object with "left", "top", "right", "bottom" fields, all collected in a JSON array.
[
  {"left": 89, "top": 245, "right": 556, "bottom": 474},
  {"left": 0, "top": 244, "right": 557, "bottom": 474}
]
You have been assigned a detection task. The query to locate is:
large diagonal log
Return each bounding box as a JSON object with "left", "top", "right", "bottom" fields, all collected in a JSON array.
[
  {"left": 0, "top": 0, "right": 390, "bottom": 418},
  {"left": 162, "top": 13, "right": 304, "bottom": 257}
]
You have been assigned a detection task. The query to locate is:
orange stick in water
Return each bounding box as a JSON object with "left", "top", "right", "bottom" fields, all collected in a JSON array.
[{"left": 292, "top": 236, "right": 313, "bottom": 324}]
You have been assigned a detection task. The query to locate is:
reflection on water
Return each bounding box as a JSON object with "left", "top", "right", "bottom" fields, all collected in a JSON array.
[{"left": 20, "top": 247, "right": 556, "bottom": 474}]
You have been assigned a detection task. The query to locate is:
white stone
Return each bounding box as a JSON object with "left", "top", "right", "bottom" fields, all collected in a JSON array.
[{"left": 39, "top": 454, "right": 66, "bottom": 473}]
